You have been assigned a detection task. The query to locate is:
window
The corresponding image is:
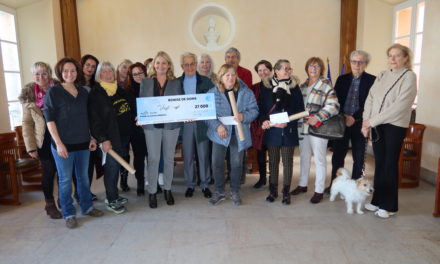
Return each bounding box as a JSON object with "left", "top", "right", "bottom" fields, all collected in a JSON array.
[
  {"left": 393, "top": 0, "right": 425, "bottom": 85},
  {"left": 0, "top": 5, "right": 22, "bottom": 129}
]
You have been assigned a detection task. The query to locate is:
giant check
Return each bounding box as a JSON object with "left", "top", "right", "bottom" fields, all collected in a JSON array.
[{"left": 136, "top": 93, "right": 216, "bottom": 125}]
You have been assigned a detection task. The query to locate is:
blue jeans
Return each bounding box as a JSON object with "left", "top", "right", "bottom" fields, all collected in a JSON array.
[
  {"left": 51, "top": 146, "right": 93, "bottom": 218},
  {"left": 212, "top": 137, "right": 244, "bottom": 194}
]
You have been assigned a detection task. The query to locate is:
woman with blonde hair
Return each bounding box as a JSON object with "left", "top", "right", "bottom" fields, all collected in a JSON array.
[
  {"left": 18, "top": 61, "right": 61, "bottom": 219},
  {"left": 116, "top": 59, "right": 133, "bottom": 87},
  {"left": 206, "top": 64, "right": 258, "bottom": 206},
  {"left": 140, "top": 51, "right": 182, "bottom": 208},
  {"left": 362, "top": 43, "right": 417, "bottom": 218},
  {"left": 198, "top": 53, "right": 217, "bottom": 83}
]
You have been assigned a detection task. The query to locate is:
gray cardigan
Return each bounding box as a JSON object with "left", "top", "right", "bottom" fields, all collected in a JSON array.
[{"left": 139, "top": 78, "right": 183, "bottom": 130}]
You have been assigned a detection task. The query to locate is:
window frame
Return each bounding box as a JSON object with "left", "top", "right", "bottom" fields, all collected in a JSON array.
[{"left": 0, "top": 4, "right": 24, "bottom": 130}]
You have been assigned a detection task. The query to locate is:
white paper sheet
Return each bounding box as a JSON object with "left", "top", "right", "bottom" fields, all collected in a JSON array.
[
  {"left": 219, "top": 116, "right": 238, "bottom": 125},
  {"left": 270, "top": 112, "right": 290, "bottom": 124}
]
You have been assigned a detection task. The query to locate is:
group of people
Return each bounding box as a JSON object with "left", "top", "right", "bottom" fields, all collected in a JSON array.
[{"left": 19, "top": 43, "right": 417, "bottom": 229}]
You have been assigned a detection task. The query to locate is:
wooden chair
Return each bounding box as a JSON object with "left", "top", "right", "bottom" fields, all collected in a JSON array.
[
  {"left": 433, "top": 158, "right": 440, "bottom": 217},
  {"left": 0, "top": 132, "right": 22, "bottom": 205},
  {"left": 398, "top": 123, "right": 426, "bottom": 188},
  {"left": 14, "top": 126, "right": 43, "bottom": 190},
  {"left": 0, "top": 131, "right": 43, "bottom": 205}
]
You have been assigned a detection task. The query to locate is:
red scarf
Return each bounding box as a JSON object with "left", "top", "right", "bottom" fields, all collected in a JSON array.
[{"left": 34, "top": 80, "right": 55, "bottom": 108}]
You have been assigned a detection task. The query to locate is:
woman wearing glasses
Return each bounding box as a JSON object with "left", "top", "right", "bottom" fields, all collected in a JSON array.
[
  {"left": 19, "top": 62, "right": 61, "bottom": 219},
  {"left": 291, "top": 57, "right": 339, "bottom": 204},
  {"left": 260, "top": 59, "right": 304, "bottom": 205},
  {"left": 125, "top": 62, "right": 148, "bottom": 196},
  {"left": 362, "top": 44, "right": 417, "bottom": 218}
]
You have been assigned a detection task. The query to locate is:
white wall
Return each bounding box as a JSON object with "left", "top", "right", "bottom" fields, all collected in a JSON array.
[
  {"left": 417, "top": 0, "right": 440, "bottom": 173},
  {"left": 357, "top": 0, "right": 394, "bottom": 75},
  {"left": 16, "top": 0, "right": 58, "bottom": 84},
  {"left": 76, "top": 0, "right": 340, "bottom": 83}
]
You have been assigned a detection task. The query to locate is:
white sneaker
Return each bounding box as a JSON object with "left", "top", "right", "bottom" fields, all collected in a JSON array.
[
  {"left": 158, "top": 173, "right": 164, "bottom": 185},
  {"left": 374, "top": 209, "right": 396, "bottom": 219},
  {"left": 365, "top": 203, "right": 379, "bottom": 212}
]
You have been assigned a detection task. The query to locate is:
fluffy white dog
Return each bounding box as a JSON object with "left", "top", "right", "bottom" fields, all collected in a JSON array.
[{"left": 329, "top": 168, "right": 374, "bottom": 214}]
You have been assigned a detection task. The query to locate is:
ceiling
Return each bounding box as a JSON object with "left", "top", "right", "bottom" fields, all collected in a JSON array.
[{"left": 0, "top": 0, "right": 409, "bottom": 10}]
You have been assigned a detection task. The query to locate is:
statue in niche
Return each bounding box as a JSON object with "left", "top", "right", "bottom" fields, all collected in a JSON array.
[{"left": 204, "top": 16, "right": 220, "bottom": 49}]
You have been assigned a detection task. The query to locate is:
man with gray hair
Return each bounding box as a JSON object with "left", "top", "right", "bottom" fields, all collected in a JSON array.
[
  {"left": 225, "top": 47, "right": 252, "bottom": 88},
  {"left": 327, "top": 50, "right": 376, "bottom": 193},
  {"left": 178, "top": 52, "right": 214, "bottom": 198}
]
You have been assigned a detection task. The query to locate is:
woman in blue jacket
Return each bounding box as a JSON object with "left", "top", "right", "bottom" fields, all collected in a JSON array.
[
  {"left": 260, "top": 59, "right": 305, "bottom": 205},
  {"left": 206, "top": 64, "right": 258, "bottom": 206}
]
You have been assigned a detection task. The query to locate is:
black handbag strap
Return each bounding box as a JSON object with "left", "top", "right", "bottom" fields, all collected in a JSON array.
[{"left": 378, "top": 69, "right": 409, "bottom": 113}]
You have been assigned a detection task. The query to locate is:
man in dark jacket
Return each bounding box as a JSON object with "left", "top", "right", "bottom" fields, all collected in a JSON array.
[
  {"left": 178, "top": 52, "right": 214, "bottom": 199},
  {"left": 327, "top": 50, "right": 376, "bottom": 192}
]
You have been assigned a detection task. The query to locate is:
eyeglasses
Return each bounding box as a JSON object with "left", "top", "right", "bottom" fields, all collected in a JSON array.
[
  {"left": 388, "top": 54, "right": 402, "bottom": 59},
  {"left": 132, "top": 72, "right": 145, "bottom": 77},
  {"left": 280, "top": 67, "right": 292, "bottom": 71},
  {"left": 350, "top": 60, "right": 366, "bottom": 65},
  {"left": 182, "top": 62, "right": 196, "bottom": 68},
  {"left": 308, "top": 64, "right": 321, "bottom": 69},
  {"left": 34, "top": 72, "right": 48, "bottom": 77}
]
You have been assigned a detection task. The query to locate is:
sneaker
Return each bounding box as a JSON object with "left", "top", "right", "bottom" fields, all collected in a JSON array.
[
  {"left": 65, "top": 217, "right": 77, "bottom": 229},
  {"left": 231, "top": 192, "right": 241, "bottom": 206},
  {"left": 365, "top": 203, "right": 379, "bottom": 212},
  {"left": 208, "top": 192, "right": 226, "bottom": 206},
  {"left": 158, "top": 173, "right": 164, "bottom": 185},
  {"left": 86, "top": 208, "right": 104, "bottom": 217},
  {"left": 105, "top": 196, "right": 128, "bottom": 205},
  {"left": 374, "top": 209, "right": 396, "bottom": 219},
  {"left": 106, "top": 201, "right": 126, "bottom": 214}
]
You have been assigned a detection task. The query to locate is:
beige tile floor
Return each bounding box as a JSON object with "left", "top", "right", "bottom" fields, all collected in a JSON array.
[{"left": 1, "top": 151, "right": 439, "bottom": 264}]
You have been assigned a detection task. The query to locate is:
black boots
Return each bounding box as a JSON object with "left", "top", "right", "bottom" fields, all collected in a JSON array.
[
  {"left": 120, "top": 173, "right": 130, "bottom": 192},
  {"left": 282, "top": 185, "right": 291, "bottom": 205},
  {"left": 164, "top": 190, "right": 174, "bottom": 205},
  {"left": 253, "top": 175, "right": 267, "bottom": 189},
  {"left": 266, "top": 184, "right": 278, "bottom": 203},
  {"left": 149, "top": 194, "right": 157, "bottom": 208},
  {"left": 45, "top": 199, "right": 62, "bottom": 219}
]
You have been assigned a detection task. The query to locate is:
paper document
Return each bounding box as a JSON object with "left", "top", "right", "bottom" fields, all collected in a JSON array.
[
  {"left": 219, "top": 116, "right": 238, "bottom": 125},
  {"left": 270, "top": 112, "right": 289, "bottom": 124}
]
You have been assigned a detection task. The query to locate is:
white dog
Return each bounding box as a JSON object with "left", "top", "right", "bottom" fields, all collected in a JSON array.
[{"left": 329, "top": 168, "right": 374, "bottom": 214}]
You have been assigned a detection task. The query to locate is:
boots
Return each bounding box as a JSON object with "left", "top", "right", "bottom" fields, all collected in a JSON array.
[
  {"left": 149, "top": 194, "right": 157, "bottom": 208},
  {"left": 282, "top": 185, "right": 291, "bottom": 205},
  {"left": 45, "top": 199, "right": 62, "bottom": 219},
  {"left": 164, "top": 190, "right": 175, "bottom": 205},
  {"left": 266, "top": 184, "right": 278, "bottom": 203},
  {"left": 253, "top": 175, "right": 267, "bottom": 189},
  {"left": 120, "top": 172, "right": 130, "bottom": 192}
]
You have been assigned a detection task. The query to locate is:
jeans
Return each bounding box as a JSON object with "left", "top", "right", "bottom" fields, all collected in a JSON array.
[
  {"left": 103, "top": 137, "right": 129, "bottom": 203},
  {"left": 51, "top": 146, "right": 93, "bottom": 218},
  {"left": 212, "top": 137, "right": 244, "bottom": 194}
]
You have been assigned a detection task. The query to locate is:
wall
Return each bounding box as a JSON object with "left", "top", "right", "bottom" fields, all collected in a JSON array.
[
  {"left": 357, "top": 0, "right": 394, "bottom": 75},
  {"left": 76, "top": 0, "right": 340, "bottom": 83},
  {"left": 417, "top": 0, "right": 440, "bottom": 174},
  {"left": 16, "top": 0, "right": 58, "bottom": 84}
]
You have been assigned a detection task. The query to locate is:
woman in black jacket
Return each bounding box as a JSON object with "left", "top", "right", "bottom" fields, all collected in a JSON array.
[
  {"left": 88, "top": 61, "right": 135, "bottom": 214},
  {"left": 260, "top": 59, "right": 304, "bottom": 205}
]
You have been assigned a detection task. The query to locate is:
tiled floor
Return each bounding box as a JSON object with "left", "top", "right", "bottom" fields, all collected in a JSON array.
[{"left": 1, "top": 151, "right": 439, "bottom": 264}]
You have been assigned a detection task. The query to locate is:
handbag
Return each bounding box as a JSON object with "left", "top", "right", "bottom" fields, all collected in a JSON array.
[{"left": 308, "top": 89, "right": 346, "bottom": 140}]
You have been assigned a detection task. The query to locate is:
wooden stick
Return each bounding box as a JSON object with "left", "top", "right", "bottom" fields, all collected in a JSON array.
[
  {"left": 227, "top": 91, "right": 245, "bottom": 141},
  {"left": 269, "top": 111, "right": 309, "bottom": 127},
  {"left": 108, "top": 149, "right": 136, "bottom": 174}
]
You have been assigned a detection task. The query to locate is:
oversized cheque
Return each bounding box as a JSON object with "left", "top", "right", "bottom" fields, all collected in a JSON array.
[{"left": 136, "top": 93, "right": 216, "bottom": 125}]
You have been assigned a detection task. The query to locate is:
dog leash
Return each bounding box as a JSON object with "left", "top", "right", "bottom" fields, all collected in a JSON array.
[{"left": 360, "top": 136, "right": 369, "bottom": 177}]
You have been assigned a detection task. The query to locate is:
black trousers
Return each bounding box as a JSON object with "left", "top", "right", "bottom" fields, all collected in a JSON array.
[
  {"left": 257, "top": 148, "right": 267, "bottom": 178},
  {"left": 38, "top": 131, "right": 58, "bottom": 200},
  {"left": 371, "top": 124, "right": 406, "bottom": 212},
  {"left": 331, "top": 121, "right": 366, "bottom": 180},
  {"left": 130, "top": 127, "right": 148, "bottom": 184}
]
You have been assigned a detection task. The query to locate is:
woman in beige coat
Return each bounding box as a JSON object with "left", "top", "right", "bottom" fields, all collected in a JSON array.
[{"left": 18, "top": 62, "right": 61, "bottom": 219}]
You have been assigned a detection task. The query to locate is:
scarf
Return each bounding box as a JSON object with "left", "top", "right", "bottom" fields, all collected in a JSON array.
[
  {"left": 33, "top": 83, "right": 46, "bottom": 108},
  {"left": 271, "top": 77, "right": 292, "bottom": 95},
  {"left": 100, "top": 81, "right": 117, "bottom": 96},
  {"left": 271, "top": 76, "right": 293, "bottom": 110}
]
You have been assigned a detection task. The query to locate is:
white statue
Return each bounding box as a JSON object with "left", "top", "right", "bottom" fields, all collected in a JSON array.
[{"left": 204, "top": 17, "right": 220, "bottom": 49}]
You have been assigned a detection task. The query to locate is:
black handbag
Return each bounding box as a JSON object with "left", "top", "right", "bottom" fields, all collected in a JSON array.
[{"left": 308, "top": 89, "right": 346, "bottom": 140}]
